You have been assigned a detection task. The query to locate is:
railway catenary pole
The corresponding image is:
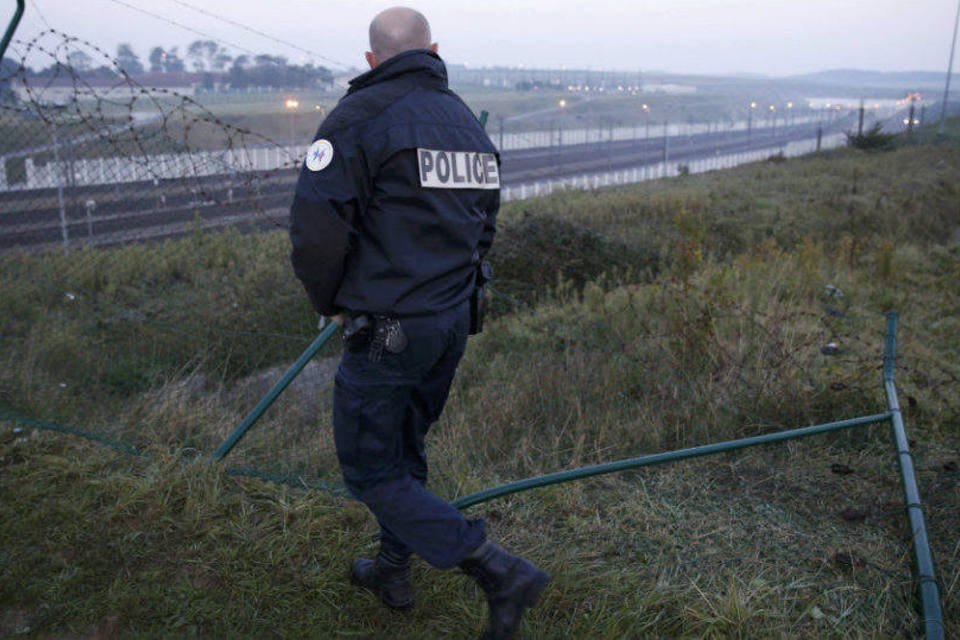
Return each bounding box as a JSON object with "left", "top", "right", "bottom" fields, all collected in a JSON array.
[
  {"left": 662, "top": 119, "right": 669, "bottom": 166},
  {"left": 858, "top": 98, "right": 865, "bottom": 137},
  {"left": 939, "top": 0, "right": 960, "bottom": 136}
]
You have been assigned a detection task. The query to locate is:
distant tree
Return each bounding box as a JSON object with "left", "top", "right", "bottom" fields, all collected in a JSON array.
[
  {"left": 148, "top": 47, "right": 164, "bottom": 73},
  {"left": 213, "top": 51, "right": 233, "bottom": 72},
  {"left": 187, "top": 40, "right": 226, "bottom": 73},
  {"left": 305, "top": 63, "right": 333, "bottom": 88},
  {"left": 116, "top": 44, "right": 144, "bottom": 75},
  {"left": 0, "top": 57, "right": 19, "bottom": 104},
  {"left": 164, "top": 47, "right": 186, "bottom": 73},
  {"left": 67, "top": 50, "right": 92, "bottom": 73},
  {"left": 227, "top": 56, "right": 248, "bottom": 87},
  {"left": 87, "top": 65, "right": 118, "bottom": 80},
  {"left": 226, "top": 54, "right": 330, "bottom": 90}
]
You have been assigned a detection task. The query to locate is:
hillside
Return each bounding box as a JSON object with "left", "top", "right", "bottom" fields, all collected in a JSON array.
[{"left": 1, "top": 125, "right": 958, "bottom": 638}]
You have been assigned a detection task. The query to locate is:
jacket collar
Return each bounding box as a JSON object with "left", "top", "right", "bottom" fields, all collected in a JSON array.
[{"left": 347, "top": 49, "right": 448, "bottom": 94}]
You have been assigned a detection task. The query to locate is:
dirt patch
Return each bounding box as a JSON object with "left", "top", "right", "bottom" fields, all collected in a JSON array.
[{"left": 227, "top": 357, "right": 339, "bottom": 417}]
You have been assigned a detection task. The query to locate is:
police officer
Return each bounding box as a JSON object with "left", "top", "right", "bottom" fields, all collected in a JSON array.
[{"left": 289, "top": 7, "right": 549, "bottom": 639}]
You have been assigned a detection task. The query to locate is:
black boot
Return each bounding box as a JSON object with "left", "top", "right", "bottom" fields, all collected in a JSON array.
[
  {"left": 350, "top": 547, "right": 414, "bottom": 611},
  {"left": 459, "top": 541, "right": 550, "bottom": 640}
]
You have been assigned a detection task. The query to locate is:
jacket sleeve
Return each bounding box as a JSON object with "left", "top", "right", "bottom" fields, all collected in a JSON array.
[{"left": 289, "top": 133, "right": 370, "bottom": 316}]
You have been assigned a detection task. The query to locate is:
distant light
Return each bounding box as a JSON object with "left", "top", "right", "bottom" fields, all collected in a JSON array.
[
  {"left": 750, "top": 101, "right": 757, "bottom": 109},
  {"left": 642, "top": 103, "right": 649, "bottom": 111},
  {"left": 314, "top": 105, "right": 322, "bottom": 111},
  {"left": 558, "top": 99, "right": 567, "bottom": 108},
  {"left": 285, "top": 98, "right": 300, "bottom": 110},
  {"left": 769, "top": 105, "right": 776, "bottom": 111},
  {"left": 786, "top": 101, "right": 793, "bottom": 109}
]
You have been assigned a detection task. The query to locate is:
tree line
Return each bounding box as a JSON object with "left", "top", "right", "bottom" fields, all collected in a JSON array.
[{"left": 4, "top": 41, "right": 334, "bottom": 91}]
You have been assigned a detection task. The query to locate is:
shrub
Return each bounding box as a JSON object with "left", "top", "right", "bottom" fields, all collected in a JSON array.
[{"left": 847, "top": 122, "right": 897, "bottom": 152}]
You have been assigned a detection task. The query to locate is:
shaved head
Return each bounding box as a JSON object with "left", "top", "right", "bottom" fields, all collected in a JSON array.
[{"left": 368, "top": 7, "right": 432, "bottom": 62}]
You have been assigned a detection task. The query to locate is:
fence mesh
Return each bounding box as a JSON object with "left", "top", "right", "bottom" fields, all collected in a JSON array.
[{"left": 0, "top": 30, "right": 331, "bottom": 478}]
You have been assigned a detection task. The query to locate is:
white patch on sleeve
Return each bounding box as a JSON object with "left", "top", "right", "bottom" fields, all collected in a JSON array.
[
  {"left": 417, "top": 148, "right": 500, "bottom": 190},
  {"left": 305, "top": 139, "right": 334, "bottom": 172}
]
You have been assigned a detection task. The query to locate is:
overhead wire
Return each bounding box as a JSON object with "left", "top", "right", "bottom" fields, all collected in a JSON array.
[
  {"left": 162, "top": 0, "right": 351, "bottom": 70},
  {"left": 28, "top": 0, "right": 54, "bottom": 30},
  {"left": 104, "top": 0, "right": 261, "bottom": 57}
]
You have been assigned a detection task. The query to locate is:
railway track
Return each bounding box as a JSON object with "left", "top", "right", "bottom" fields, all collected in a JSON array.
[{"left": 0, "top": 116, "right": 860, "bottom": 253}]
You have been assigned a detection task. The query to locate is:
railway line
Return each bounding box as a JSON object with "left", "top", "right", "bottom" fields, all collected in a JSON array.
[{"left": 0, "top": 113, "right": 867, "bottom": 252}]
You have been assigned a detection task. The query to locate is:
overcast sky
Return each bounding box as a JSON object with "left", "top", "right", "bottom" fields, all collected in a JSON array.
[{"left": 12, "top": 0, "right": 960, "bottom": 76}]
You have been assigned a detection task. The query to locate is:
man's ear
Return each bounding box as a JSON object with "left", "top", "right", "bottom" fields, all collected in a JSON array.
[
  {"left": 365, "top": 51, "right": 378, "bottom": 69},
  {"left": 429, "top": 42, "right": 438, "bottom": 54}
]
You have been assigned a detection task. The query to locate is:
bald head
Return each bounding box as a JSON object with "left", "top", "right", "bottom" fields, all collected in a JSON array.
[{"left": 367, "top": 7, "right": 433, "bottom": 64}]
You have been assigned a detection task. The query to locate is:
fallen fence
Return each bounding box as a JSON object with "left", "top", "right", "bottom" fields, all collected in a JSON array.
[
  {"left": 205, "top": 311, "right": 942, "bottom": 639},
  {"left": 3, "top": 308, "right": 944, "bottom": 638}
]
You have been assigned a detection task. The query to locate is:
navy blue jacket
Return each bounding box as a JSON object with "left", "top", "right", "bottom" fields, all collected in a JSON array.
[{"left": 289, "top": 50, "right": 499, "bottom": 317}]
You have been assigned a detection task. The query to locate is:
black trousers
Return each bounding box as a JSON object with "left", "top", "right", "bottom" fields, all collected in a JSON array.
[{"left": 333, "top": 299, "right": 486, "bottom": 568}]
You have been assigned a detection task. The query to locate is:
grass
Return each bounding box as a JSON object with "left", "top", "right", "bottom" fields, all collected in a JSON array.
[{"left": 1, "top": 121, "right": 959, "bottom": 638}]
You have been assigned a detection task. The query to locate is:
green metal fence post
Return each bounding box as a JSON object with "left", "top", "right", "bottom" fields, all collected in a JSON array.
[
  {"left": 1, "top": 1, "right": 25, "bottom": 60},
  {"left": 211, "top": 321, "right": 340, "bottom": 461},
  {"left": 883, "top": 312, "right": 945, "bottom": 640}
]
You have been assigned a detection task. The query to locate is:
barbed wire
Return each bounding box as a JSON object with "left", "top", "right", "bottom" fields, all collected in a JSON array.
[{"left": 2, "top": 29, "right": 304, "bottom": 253}]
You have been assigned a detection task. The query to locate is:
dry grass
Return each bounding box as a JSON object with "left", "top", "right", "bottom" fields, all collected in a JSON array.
[{"left": 1, "top": 125, "right": 958, "bottom": 637}]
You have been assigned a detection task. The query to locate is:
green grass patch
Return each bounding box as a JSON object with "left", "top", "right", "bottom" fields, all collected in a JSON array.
[{"left": 1, "top": 123, "right": 958, "bottom": 637}]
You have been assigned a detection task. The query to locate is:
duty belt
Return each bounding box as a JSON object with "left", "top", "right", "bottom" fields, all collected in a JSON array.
[{"left": 342, "top": 314, "right": 408, "bottom": 363}]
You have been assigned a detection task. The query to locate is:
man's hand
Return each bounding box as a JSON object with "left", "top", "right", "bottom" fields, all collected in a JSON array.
[{"left": 331, "top": 314, "right": 347, "bottom": 326}]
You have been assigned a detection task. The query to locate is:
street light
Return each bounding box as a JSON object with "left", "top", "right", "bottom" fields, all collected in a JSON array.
[
  {"left": 748, "top": 101, "right": 757, "bottom": 141},
  {"left": 285, "top": 98, "right": 300, "bottom": 143},
  {"left": 642, "top": 103, "right": 650, "bottom": 138}
]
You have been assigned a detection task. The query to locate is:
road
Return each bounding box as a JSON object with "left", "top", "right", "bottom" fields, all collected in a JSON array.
[{"left": 0, "top": 111, "right": 875, "bottom": 252}]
